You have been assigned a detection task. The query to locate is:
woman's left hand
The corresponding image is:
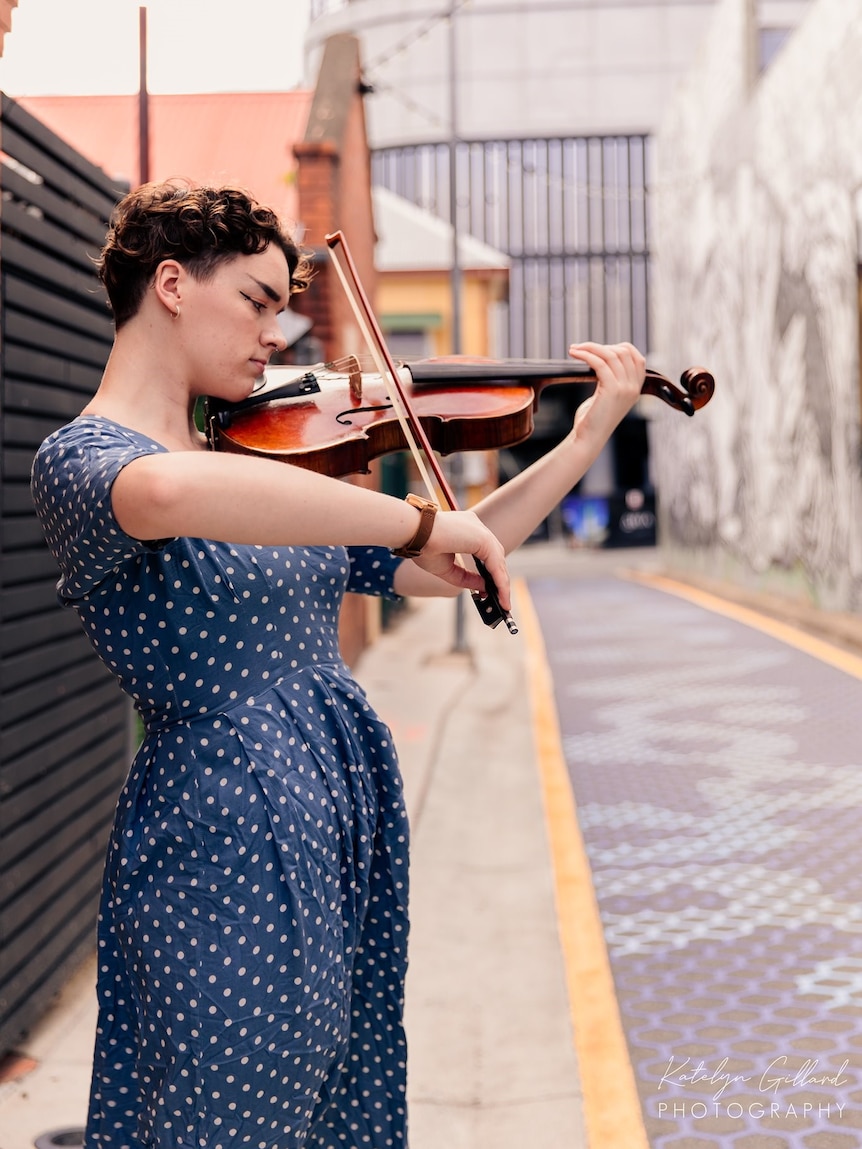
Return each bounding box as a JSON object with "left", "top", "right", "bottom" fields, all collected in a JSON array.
[{"left": 567, "top": 341, "right": 645, "bottom": 439}]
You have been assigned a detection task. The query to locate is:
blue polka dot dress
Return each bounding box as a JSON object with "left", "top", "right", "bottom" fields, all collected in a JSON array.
[{"left": 31, "top": 418, "right": 411, "bottom": 1149}]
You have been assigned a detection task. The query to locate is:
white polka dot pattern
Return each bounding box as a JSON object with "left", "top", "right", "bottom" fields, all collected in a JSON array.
[{"left": 31, "top": 418, "right": 410, "bottom": 1148}]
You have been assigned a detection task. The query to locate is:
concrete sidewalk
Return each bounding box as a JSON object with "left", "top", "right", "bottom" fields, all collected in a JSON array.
[
  {"left": 0, "top": 544, "right": 601, "bottom": 1149},
  {"left": 366, "top": 585, "right": 587, "bottom": 1149}
]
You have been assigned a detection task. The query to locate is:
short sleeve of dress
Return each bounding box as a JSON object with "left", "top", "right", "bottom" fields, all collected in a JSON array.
[
  {"left": 30, "top": 418, "right": 169, "bottom": 605},
  {"left": 344, "top": 546, "right": 404, "bottom": 600}
]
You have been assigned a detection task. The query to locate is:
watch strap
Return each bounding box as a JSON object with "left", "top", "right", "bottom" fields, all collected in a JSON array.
[{"left": 392, "top": 494, "right": 439, "bottom": 558}]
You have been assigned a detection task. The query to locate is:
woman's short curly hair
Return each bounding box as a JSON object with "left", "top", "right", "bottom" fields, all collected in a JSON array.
[{"left": 98, "top": 181, "right": 312, "bottom": 328}]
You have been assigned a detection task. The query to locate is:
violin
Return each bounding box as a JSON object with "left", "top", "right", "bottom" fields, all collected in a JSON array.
[
  {"left": 205, "top": 354, "right": 715, "bottom": 479},
  {"left": 206, "top": 229, "right": 715, "bottom": 635}
]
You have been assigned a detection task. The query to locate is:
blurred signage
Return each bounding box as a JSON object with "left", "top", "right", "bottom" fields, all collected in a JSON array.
[{"left": 562, "top": 489, "right": 656, "bottom": 548}]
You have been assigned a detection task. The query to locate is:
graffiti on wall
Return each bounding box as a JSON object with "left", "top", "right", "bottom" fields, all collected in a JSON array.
[{"left": 650, "top": 0, "right": 862, "bottom": 609}]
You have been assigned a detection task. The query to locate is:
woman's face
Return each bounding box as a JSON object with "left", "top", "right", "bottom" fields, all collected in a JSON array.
[{"left": 180, "top": 244, "right": 292, "bottom": 401}]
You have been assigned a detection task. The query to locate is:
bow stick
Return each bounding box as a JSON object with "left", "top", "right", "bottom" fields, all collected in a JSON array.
[{"left": 325, "top": 230, "right": 517, "bottom": 634}]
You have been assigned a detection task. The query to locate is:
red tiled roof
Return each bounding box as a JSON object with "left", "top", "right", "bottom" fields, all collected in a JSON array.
[{"left": 16, "top": 91, "right": 313, "bottom": 224}]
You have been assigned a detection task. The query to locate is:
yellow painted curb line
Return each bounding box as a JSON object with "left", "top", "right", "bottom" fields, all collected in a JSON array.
[
  {"left": 624, "top": 570, "right": 862, "bottom": 681},
  {"left": 514, "top": 579, "right": 649, "bottom": 1149}
]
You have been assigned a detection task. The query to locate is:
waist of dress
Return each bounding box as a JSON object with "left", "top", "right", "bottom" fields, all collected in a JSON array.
[{"left": 138, "top": 657, "right": 361, "bottom": 735}]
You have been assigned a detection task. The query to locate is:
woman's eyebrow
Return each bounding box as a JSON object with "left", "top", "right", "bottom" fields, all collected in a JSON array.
[{"left": 250, "top": 276, "right": 284, "bottom": 304}]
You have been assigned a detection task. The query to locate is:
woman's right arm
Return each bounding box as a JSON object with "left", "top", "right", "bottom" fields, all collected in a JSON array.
[{"left": 110, "top": 450, "right": 510, "bottom": 608}]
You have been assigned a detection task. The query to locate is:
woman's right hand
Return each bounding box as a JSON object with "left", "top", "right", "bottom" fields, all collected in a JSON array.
[{"left": 409, "top": 508, "right": 511, "bottom": 611}]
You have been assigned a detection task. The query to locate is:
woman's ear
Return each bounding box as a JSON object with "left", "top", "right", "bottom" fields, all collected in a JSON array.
[{"left": 152, "top": 259, "right": 183, "bottom": 319}]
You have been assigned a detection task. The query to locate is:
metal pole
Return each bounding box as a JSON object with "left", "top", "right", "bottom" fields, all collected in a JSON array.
[
  {"left": 448, "top": 6, "right": 463, "bottom": 358},
  {"left": 448, "top": 2, "right": 469, "bottom": 653},
  {"left": 138, "top": 6, "right": 150, "bottom": 186}
]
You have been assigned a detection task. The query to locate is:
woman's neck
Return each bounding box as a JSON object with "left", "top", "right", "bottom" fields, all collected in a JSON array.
[{"left": 81, "top": 335, "right": 204, "bottom": 451}]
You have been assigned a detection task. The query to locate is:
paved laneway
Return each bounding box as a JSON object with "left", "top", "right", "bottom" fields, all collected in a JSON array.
[
  {"left": 528, "top": 569, "right": 862, "bottom": 1148},
  {"left": 5, "top": 547, "right": 862, "bottom": 1149}
]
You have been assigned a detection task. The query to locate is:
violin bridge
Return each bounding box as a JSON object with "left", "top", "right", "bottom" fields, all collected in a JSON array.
[{"left": 327, "top": 355, "right": 363, "bottom": 402}]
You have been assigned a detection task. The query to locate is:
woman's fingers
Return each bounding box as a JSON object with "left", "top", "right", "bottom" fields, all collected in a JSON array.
[
  {"left": 568, "top": 341, "right": 646, "bottom": 396},
  {"left": 410, "top": 510, "right": 511, "bottom": 610},
  {"left": 411, "top": 552, "right": 485, "bottom": 594},
  {"left": 564, "top": 342, "right": 645, "bottom": 442}
]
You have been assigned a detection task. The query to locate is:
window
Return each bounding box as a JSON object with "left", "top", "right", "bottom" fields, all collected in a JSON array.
[{"left": 382, "top": 328, "right": 434, "bottom": 360}]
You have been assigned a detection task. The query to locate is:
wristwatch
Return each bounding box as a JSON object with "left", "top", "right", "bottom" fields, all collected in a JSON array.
[{"left": 392, "top": 493, "right": 439, "bottom": 558}]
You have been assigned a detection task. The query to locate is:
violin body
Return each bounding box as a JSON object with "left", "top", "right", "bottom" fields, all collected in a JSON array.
[
  {"left": 207, "top": 361, "right": 540, "bottom": 478},
  {"left": 206, "top": 356, "right": 715, "bottom": 480}
]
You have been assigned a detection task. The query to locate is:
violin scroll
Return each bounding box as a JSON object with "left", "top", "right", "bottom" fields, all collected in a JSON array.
[
  {"left": 640, "top": 366, "right": 716, "bottom": 417},
  {"left": 680, "top": 366, "right": 716, "bottom": 412}
]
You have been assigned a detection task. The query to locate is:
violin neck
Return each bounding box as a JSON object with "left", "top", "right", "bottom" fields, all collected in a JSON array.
[{"left": 405, "top": 358, "right": 596, "bottom": 389}]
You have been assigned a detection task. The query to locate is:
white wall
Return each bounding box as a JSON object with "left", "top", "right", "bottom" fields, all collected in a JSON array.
[
  {"left": 651, "top": 0, "right": 862, "bottom": 609},
  {"left": 305, "top": 0, "right": 721, "bottom": 147}
]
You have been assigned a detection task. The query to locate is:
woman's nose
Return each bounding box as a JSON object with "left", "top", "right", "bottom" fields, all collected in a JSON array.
[{"left": 266, "top": 316, "right": 289, "bottom": 353}]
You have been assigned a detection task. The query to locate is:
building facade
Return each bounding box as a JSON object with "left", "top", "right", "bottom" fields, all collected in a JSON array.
[
  {"left": 651, "top": 0, "right": 862, "bottom": 611},
  {"left": 305, "top": 0, "right": 732, "bottom": 361},
  {"left": 307, "top": 0, "right": 728, "bottom": 146}
]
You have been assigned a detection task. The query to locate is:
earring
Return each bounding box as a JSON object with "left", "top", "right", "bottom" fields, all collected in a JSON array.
[{"left": 172, "top": 306, "right": 181, "bottom": 319}]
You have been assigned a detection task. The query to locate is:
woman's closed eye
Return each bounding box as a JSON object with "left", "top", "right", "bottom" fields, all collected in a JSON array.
[{"left": 240, "top": 290, "right": 266, "bottom": 313}]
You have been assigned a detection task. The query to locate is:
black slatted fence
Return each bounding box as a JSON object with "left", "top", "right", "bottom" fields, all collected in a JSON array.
[{"left": 0, "top": 94, "right": 128, "bottom": 1054}]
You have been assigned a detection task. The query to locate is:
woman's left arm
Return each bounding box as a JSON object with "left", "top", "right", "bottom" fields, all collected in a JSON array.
[{"left": 393, "top": 341, "right": 644, "bottom": 598}]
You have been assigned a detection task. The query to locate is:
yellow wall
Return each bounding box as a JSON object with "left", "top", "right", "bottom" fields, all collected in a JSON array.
[
  {"left": 377, "top": 268, "right": 507, "bottom": 357},
  {"left": 377, "top": 266, "right": 509, "bottom": 505}
]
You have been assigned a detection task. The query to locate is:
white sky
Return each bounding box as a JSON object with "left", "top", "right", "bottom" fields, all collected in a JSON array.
[{"left": 0, "top": 0, "right": 312, "bottom": 96}]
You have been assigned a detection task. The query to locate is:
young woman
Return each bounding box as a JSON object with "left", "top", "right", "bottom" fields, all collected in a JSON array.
[{"left": 31, "top": 181, "right": 645, "bottom": 1149}]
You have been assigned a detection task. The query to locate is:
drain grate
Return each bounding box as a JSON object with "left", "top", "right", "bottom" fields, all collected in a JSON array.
[{"left": 34, "top": 1131, "right": 85, "bottom": 1148}]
